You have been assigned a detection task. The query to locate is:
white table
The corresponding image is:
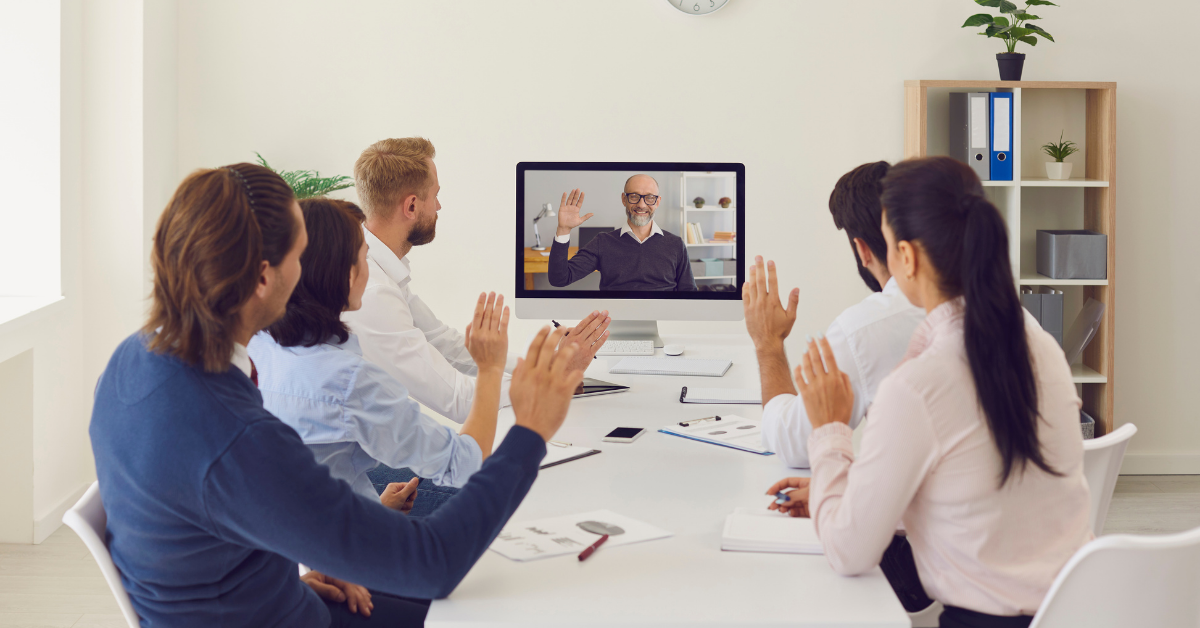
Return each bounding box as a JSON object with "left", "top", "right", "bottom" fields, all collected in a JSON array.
[{"left": 426, "top": 335, "right": 909, "bottom": 627}]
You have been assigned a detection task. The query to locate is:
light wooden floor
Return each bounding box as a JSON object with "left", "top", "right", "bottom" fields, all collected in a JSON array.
[{"left": 2, "top": 476, "right": 1199, "bottom": 626}]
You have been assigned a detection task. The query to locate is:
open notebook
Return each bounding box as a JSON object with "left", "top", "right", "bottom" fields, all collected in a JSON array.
[{"left": 721, "top": 507, "right": 824, "bottom": 555}]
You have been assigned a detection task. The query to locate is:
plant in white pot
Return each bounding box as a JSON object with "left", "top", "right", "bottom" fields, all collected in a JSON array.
[{"left": 1041, "top": 132, "right": 1079, "bottom": 180}]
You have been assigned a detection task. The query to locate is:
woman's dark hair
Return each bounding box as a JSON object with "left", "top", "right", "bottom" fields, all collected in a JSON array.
[
  {"left": 266, "top": 198, "right": 366, "bottom": 347},
  {"left": 145, "top": 163, "right": 297, "bottom": 372},
  {"left": 829, "top": 161, "right": 891, "bottom": 292},
  {"left": 881, "top": 156, "right": 1057, "bottom": 486}
]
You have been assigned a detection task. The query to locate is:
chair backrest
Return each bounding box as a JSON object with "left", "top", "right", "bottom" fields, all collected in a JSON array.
[
  {"left": 1029, "top": 525, "right": 1200, "bottom": 628},
  {"left": 1081, "top": 423, "right": 1137, "bottom": 536},
  {"left": 61, "top": 481, "right": 140, "bottom": 628}
]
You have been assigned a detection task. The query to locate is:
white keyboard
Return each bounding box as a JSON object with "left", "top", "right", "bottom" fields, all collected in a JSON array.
[{"left": 595, "top": 340, "right": 656, "bottom": 356}]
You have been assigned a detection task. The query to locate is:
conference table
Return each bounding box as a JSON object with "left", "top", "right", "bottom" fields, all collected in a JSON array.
[{"left": 426, "top": 334, "right": 909, "bottom": 627}]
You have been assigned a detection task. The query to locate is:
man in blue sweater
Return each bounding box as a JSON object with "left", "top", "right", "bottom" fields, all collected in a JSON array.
[
  {"left": 548, "top": 174, "right": 697, "bottom": 291},
  {"left": 90, "top": 163, "right": 585, "bottom": 627}
]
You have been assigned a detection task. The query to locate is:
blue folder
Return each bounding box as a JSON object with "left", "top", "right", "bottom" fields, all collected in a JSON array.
[{"left": 989, "top": 93, "right": 1013, "bottom": 181}]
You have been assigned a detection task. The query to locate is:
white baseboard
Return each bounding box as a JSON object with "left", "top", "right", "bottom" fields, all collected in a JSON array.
[
  {"left": 1121, "top": 453, "right": 1200, "bottom": 475},
  {"left": 34, "top": 482, "right": 91, "bottom": 544}
]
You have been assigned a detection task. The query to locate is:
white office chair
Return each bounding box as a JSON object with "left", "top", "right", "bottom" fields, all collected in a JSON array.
[
  {"left": 1029, "top": 525, "right": 1200, "bottom": 627},
  {"left": 62, "top": 481, "right": 141, "bottom": 628},
  {"left": 1082, "top": 423, "right": 1137, "bottom": 536}
]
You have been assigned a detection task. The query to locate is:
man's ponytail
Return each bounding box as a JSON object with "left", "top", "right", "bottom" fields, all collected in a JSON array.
[{"left": 882, "top": 157, "right": 1058, "bottom": 486}]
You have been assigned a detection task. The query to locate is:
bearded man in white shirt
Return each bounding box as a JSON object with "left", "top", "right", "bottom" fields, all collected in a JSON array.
[
  {"left": 344, "top": 137, "right": 610, "bottom": 424},
  {"left": 744, "top": 161, "right": 925, "bottom": 468}
]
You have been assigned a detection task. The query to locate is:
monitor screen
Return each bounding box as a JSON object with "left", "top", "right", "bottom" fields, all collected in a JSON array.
[{"left": 516, "top": 162, "right": 745, "bottom": 302}]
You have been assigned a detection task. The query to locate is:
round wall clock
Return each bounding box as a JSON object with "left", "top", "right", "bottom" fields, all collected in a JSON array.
[{"left": 667, "top": 0, "right": 729, "bottom": 16}]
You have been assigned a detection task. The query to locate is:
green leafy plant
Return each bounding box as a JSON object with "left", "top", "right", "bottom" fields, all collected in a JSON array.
[
  {"left": 963, "top": 0, "right": 1057, "bottom": 54},
  {"left": 254, "top": 152, "right": 354, "bottom": 199},
  {"left": 1041, "top": 131, "right": 1079, "bottom": 162}
]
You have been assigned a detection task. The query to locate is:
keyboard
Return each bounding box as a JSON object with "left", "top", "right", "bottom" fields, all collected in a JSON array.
[{"left": 595, "top": 340, "right": 656, "bottom": 356}]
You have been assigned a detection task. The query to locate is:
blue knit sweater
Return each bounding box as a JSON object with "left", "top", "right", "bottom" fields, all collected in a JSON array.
[{"left": 89, "top": 332, "right": 545, "bottom": 627}]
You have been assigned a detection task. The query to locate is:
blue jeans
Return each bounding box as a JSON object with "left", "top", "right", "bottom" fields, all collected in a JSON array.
[{"left": 366, "top": 465, "right": 458, "bottom": 518}]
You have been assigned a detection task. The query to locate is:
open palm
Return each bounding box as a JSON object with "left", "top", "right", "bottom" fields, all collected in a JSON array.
[{"left": 556, "top": 188, "right": 593, "bottom": 235}]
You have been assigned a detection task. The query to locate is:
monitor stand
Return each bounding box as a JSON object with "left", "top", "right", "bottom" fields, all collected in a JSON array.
[{"left": 607, "top": 320, "right": 664, "bottom": 348}]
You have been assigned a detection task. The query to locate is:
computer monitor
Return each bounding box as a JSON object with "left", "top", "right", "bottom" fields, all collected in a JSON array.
[{"left": 516, "top": 162, "right": 745, "bottom": 346}]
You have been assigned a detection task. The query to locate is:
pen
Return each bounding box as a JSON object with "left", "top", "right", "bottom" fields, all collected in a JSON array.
[
  {"left": 774, "top": 491, "right": 790, "bottom": 505},
  {"left": 551, "top": 320, "right": 597, "bottom": 359},
  {"left": 549, "top": 440, "right": 572, "bottom": 448},
  {"left": 578, "top": 534, "right": 609, "bottom": 561}
]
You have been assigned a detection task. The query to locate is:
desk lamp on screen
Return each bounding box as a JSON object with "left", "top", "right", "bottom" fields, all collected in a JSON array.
[{"left": 515, "top": 162, "right": 745, "bottom": 346}]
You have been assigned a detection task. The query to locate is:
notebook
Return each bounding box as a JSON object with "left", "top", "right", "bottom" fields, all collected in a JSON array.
[
  {"left": 721, "top": 507, "right": 823, "bottom": 555},
  {"left": 540, "top": 444, "right": 601, "bottom": 470},
  {"left": 679, "top": 386, "right": 760, "bottom": 404},
  {"left": 609, "top": 357, "right": 732, "bottom": 377},
  {"left": 658, "top": 415, "right": 773, "bottom": 455}
]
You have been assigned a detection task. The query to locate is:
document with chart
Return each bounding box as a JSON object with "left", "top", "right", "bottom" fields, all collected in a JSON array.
[
  {"left": 658, "top": 414, "right": 774, "bottom": 455},
  {"left": 488, "top": 509, "right": 672, "bottom": 562}
]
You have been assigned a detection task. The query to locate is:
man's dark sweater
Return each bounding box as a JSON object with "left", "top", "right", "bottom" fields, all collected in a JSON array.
[
  {"left": 90, "top": 332, "right": 546, "bottom": 627},
  {"left": 548, "top": 227, "right": 697, "bottom": 291}
]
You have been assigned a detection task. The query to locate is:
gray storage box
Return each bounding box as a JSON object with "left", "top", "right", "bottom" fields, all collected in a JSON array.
[
  {"left": 1036, "top": 230, "right": 1107, "bottom": 280},
  {"left": 1080, "top": 410, "right": 1096, "bottom": 440},
  {"left": 723, "top": 259, "right": 736, "bottom": 276},
  {"left": 690, "top": 261, "right": 705, "bottom": 278}
]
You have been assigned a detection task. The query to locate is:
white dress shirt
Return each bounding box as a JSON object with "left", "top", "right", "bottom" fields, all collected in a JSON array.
[
  {"left": 554, "top": 220, "right": 663, "bottom": 245},
  {"left": 248, "top": 332, "right": 483, "bottom": 495},
  {"left": 807, "top": 299, "right": 1092, "bottom": 616},
  {"left": 342, "top": 228, "right": 517, "bottom": 424},
  {"left": 760, "top": 278, "right": 925, "bottom": 467}
]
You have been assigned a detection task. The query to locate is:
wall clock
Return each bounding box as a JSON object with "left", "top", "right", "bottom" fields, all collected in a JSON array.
[{"left": 668, "top": 0, "right": 729, "bottom": 16}]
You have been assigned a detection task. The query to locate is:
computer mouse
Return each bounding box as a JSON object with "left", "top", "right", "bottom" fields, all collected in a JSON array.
[{"left": 663, "top": 344, "right": 685, "bottom": 356}]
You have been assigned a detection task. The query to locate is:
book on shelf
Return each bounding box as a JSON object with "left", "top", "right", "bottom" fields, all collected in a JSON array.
[{"left": 711, "top": 231, "right": 736, "bottom": 242}]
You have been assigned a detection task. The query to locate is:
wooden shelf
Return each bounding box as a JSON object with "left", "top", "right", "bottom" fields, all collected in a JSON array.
[
  {"left": 695, "top": 275, "right": 736, "bottom": 280},
  {"left": 906, "top": 79, "right": 1117, "bottom": 435},
  {"left": 1018, "top": 273, "right": 1108, "bottom": 286},
  {"left": 904, "top": 80, "right": 1116, "bottom": 90},
  {"left": 685, "top": 207, "right": 736, "bottom": 212},
  {"left": 1021, "top": 177, "right": 1109, "bottom": 188},
  {"left": 1071, "top": 364, "right": 1107, "bottom": 384}
]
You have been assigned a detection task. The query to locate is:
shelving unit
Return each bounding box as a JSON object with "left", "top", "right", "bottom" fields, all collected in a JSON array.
[
  {"left": 905, "top": 80, "right": 1117, "bottom": 435},
  {"left": 679, "top": 172, "right": 738, "bottom": 286}
]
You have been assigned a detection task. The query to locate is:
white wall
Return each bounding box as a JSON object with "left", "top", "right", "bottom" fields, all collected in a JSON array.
[{"left": 172, "top": 0, "right": 1200, "bottom": 473}]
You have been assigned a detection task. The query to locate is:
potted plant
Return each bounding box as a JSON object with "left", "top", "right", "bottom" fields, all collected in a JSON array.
[
  {"left": 718, "top": 196, "right": 732, "bottom": 208},
  {"left": 254, "top": 153, "right": 354, "bottom": 199},
  {"left": 962, "top": 0, "right": 1058, "bottom": 81},
  {"left": 693, "top": 197, "right": 705, "bottom": 208},
  {"left": 1041, "top": 131, "right": 1079, "bottom": 180}
]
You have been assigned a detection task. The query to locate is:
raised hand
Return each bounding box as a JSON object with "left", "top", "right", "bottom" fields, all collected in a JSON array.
[
  {"left": 795, "top": 335, "right": 854, "bottom": 429},
  {"left": 742, "top": 256, "right": 799, "bottom": 351},
  {"left": 510, "top": 327, "right": 584, "bottom": 442},
  {"left": 559, "top": 310, "right": 611, "bottom": 372},
  {"left": 555, "top": 188, "right": 593, "bottom": 236},
  {"left": 464, "top": 292, "right": 510, "bottom": 374},
  {"left": 765, "top": 477, "right": 811, "bottom": 518}
]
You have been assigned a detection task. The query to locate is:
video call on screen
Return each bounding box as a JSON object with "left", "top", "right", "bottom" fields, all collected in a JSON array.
[{"left": 523, "top": 169, "right": 740, "bottom": 293}]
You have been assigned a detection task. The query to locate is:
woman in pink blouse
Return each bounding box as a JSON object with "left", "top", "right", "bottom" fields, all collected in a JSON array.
[{"left": 765, "top": 156, "right": 1092, "bottom": 628}]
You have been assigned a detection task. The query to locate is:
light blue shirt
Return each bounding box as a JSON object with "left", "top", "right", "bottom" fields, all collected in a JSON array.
[{"left": 248, "top": 331, "right": 483, "bottom": 498}]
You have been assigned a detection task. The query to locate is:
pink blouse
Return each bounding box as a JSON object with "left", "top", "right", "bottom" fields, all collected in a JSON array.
[{"left": 807, "top": 298, "right": 1092, "bottom": 616}]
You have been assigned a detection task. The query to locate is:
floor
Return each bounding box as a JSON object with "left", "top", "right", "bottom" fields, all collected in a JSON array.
[{"left": 1, "top": 476, "right": 1198, "bottom": 626}]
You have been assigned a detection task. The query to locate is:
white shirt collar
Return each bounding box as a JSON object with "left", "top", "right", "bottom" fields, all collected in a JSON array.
[
  {"left": 620, "top": 220, "right": 663, "bottom": 244},
  {"left": 231, "top": 342, "right": 253, "bottom": 378},
  {"left": 363, "top": 226, "right": 412, "bottom": 284},
  {"left": 882, "top": 276, "right": 901, "bottom": 295}
]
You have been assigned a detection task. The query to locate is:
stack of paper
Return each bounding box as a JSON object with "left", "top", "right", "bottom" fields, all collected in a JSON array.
[
  {"left": 489, "top": 509, "right": 672, "bottom": 562},
  {"left": 658, "top": 415, "right": 773, "bottom": 455},
  {"left": 721, "top": 507, "right": 824, "bottom": 555}
]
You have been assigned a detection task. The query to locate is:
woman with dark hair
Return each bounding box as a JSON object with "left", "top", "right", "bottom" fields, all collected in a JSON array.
[
  {"left": 766, "top": 156, "right": 1091, "bottom": 628},
  {"left": 249, "top": 198, "right": 505, "bottom": 509}
]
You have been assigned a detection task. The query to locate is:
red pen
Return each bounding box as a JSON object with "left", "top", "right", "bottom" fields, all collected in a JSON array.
[{"left": 577, "top": 534, "right": 609, "bottom": 561}]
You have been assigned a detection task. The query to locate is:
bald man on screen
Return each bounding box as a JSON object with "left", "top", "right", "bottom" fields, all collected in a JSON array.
[{"left": 548, "top": 174, "right": 697, "bottom": 291}]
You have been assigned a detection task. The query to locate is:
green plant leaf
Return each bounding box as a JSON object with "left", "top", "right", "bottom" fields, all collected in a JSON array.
[
  {"left": 963, "top": 13, "right": 995, "bottom": 27},
  {"left": 976, "top": 0, "right": 1004, "bottom": 6},
  {"left": 1018, "top": 35, "right": 1038, "bottom": 46},
  {"left": 983, "top": 25, "right": 1004, "bottom": 37},
  {"left": 1025, "top": 0, "right": 1058, "bottom": 6},
  {"left": 1007, "top": 26, "right": 1034, "bottom": 37},
  {"left": 998, "top": 0, "right": 1020, "bottom": 13},
  {"left": 1020, "top": 13, "right": 1041, "bottom": 19},
  {"left": 992, "top": 16, "right": 1010, "bottom": 27},
  {"left": 1025, "top": 23, "right": 1055, "bottom": 41}
]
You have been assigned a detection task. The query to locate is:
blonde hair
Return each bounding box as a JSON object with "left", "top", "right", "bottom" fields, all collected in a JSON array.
[{"left": 353, "top": 137, "right": 437, "bottom": 220}]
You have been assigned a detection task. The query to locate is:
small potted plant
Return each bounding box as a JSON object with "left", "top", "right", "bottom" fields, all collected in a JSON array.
[
  {"left": 1041, "top": 131, "right": 1079, "bottom": 180},
  {"left": 693, "top": 197, "right": 705, "bottom": 208},
  {"left": 718, "top": 196, "right": 732, "bottom": 208},
  {"left": 962, "top": 0, "right": 1058, "bottom": 81}
]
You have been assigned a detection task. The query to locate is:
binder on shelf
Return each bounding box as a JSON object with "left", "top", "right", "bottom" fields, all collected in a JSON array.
[
  {"left": 949, "top": 92, "right": 991, "bottom": 182},
  {"left": 989, "top": 92, "right": 1013, "bottom": 181}
]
